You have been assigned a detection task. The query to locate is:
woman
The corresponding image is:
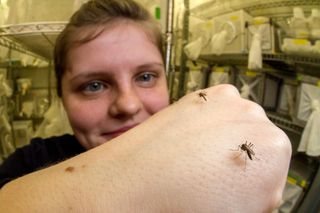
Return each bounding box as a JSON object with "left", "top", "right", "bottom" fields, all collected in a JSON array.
[
  {"left": 56, "top": 0, "right": 170, "bottom": 149},
  {"left": 0, "top": 0, "right": 169, "bottom": 187},
  {"left": 0, "top": 0, "right": 291, "bottom": 212}
]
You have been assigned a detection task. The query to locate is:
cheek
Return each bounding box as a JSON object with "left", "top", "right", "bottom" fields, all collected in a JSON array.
[
  {"left": 142, "top": 88, "right": 169, "bottom": 114},
  {"left": 64, "top": 99, "right": 105, "bottom": 133}
]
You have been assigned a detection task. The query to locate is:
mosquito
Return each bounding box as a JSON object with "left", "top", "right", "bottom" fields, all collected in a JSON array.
[
  {"left": 231, "top": 141, "right": 258, "bottom": 170},
  {"left": 198, "top": 91, "right": 207, "bottom": 101}
]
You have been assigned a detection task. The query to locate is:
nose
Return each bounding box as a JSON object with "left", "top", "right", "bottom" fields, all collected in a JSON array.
[{"left": 109, "top": 88, "right": 142, "bottom": 119}]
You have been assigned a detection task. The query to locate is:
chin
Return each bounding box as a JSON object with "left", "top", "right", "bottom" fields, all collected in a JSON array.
[
  {"left": 97, "top": 136, "right": 113, "bottom": 145},
  {"left": 82, "top": 139, "right": 106, "bottom": 150},
  {"left": 83, "top": 135, "right": 117, "bottom": 150}
]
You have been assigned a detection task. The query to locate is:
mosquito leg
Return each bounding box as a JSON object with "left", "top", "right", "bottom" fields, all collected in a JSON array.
[
  {"left": 230, "top": 145, "right": 241, "bottom": 152},
  {"left": 244, "top": 154, "right": 247, "bottom": 171}
]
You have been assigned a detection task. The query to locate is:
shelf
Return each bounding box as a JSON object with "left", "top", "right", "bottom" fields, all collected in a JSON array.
[
  {"left": 201, "top": 53, "right": 320, "bottom": 66},
  {"left": 0, "top": 37, "right": 47, "bottom": 61},
  {"left": 191, "top": 0, "right": 318, "bottom": 19},
  {"left": 0, "top": 22, "right": 67, "bottom": 59},
  {"left": 266, "top": 111, "right": 304, "bottom": 134},
  {"left": 243, "top": 0, "right": 318, "bottom": 17},
  {"left": 200, "top": 53, "right": 320, "bottom": 77}
]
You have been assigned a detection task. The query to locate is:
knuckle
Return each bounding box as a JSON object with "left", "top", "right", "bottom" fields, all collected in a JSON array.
[
  {"left": 242, "top": 100, "right": 266, "bottom": 118},
  {"left": 209, "top": 84, "right": 240, "bottom": 97},
  {"left": 274, "top": 127, "right": 292, "bottom": 155}
]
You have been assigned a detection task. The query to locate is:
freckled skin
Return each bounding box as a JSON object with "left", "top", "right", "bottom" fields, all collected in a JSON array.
[
  {"left": 65, "top": 167, "right": 75, "bottom": 173},
  {"left": 64, "top": 165, "right": 87, "bottom": 173}
]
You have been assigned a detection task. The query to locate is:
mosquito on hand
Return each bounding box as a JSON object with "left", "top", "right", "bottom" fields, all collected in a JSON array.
[
  {"left": 198, "top": 91, "right": 207, "bottom": 101},
  {"left": 231, "top": 141, "right": 258, "bottom": 170}
]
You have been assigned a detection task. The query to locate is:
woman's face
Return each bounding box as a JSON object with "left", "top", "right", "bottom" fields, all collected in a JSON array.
[{"left": 61, "top": 22, "right": 169, "bottom": 149}]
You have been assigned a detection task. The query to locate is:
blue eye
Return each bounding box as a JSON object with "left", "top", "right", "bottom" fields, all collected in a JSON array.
[
  {"left": 139, "top": 73, "right": 153, "bottom": 82},
  {"left": 136, "top": 73, "right": 157, "bottom": 87},
  {"left": 84, "top": 81, "right": 104, "bottom": 92}
]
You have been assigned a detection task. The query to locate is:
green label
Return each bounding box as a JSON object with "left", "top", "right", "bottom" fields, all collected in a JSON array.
[{"left": 155, "top": 6, "right": 161, "bottom": 20}]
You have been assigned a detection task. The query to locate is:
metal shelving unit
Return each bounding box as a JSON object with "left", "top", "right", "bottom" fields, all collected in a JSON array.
[
  {"left": 199, "top": 55, "right": 320, "bottom": 140},
  {"left": 266, "top": 111, "right": 304, "bottom": 134},
  {"left": 0, "top": 22, "right": 66, "bottom": 35},
  {"left": 201, "top": 53, "right": 320, "bottom": 67},
  {"left": 191, "top": 0, "right": 319, "bottom": 19},
  {"left": 244, "top": 0, "right": 319, "bottom": 17},
  {"left": 178, "top": 1, "right": 320, "bottom": 212},
  {"left": 0, "top": 22, "right": 67, "bottom": 59},
  {"left": 0, "top": 22, "right": 65, "bottom": 155},
  {"left": 0, "top": 36, "right": 47, "bottom": 62},
  {"left": 177, "top": 0, "right": 190, "bottom": 98},
  {"left": 263, "top": 53, "right": 320, "bottom": 65},
  {"left": 200, "top": 53, "right": 320, "bottom": 78}
]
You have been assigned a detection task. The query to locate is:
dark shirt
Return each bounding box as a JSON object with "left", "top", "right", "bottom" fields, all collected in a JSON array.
[{"left": 0, "top": 134, "right": 85, "bottom": 188}]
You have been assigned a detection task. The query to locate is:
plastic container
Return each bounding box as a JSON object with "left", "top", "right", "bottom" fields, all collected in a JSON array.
[
  {"left": 290, "top": 7, "right": 309, "bottom": 39},
  {"left": 309, "top": 9, "right": 320, "bottom": 40}
]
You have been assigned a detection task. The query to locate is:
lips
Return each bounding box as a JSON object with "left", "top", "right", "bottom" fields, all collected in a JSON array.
[{"left": 102, "top": 124, "right": 139, "bottom": 139}]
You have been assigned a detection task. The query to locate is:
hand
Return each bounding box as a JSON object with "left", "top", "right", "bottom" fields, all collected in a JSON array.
[
  {"left": 0, "top": 84, "right": 291, "bottom": 213},
  {"left": 121, "top": 84, "right": 291, "bottom": 212}
]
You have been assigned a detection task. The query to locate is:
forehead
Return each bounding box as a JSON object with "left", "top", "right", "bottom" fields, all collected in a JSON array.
[
  {"left": 66, "top": 21, "right": 158, "bottom": 59},
  {"left": 71, "top": 19, "right": 157, "bottom": 51},
  {"left": 64, "top": 21, "right": 163, "bottom": 75},
  {"left": 100, "top": 21, "right": 154, "bottom": 44}
]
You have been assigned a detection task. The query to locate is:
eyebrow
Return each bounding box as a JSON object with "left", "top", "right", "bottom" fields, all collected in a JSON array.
[
  {"left": 136, "top": 63, "right": 164, "bottom": 69},
  {"left": 68, "top": 62, "right": 164, "bottom": 82},
  {"left": 68, "top": 71, "right": 112, "bottom": 82}
]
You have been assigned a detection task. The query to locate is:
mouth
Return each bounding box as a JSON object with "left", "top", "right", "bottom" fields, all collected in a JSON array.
[{"left": 102, "top": 124, "right": 139, "bottom": 139}]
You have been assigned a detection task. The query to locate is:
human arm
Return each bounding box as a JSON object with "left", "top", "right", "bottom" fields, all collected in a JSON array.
[{"left": 0, "top": 84, "right": 291, "bottom": 212}]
